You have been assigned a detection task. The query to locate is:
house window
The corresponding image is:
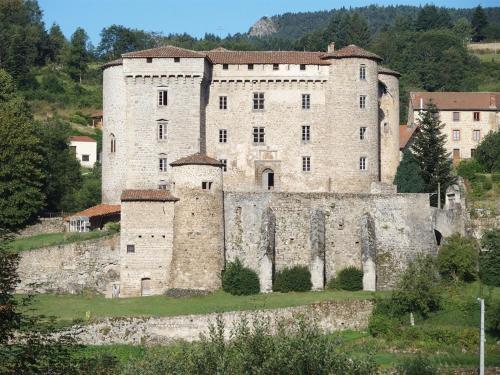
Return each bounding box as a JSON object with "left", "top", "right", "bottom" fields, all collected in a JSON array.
[
  {"left": 222, "top": 64, "right": 229, "bottom": 70},
  {"left": 302, "top": 156, "right": 311, "bottom": 172},
  {"left": 253, "top": 92, "right": 265, "bottom": 110},
  {"left": 302, "top": 125, "right": 310, "bottom": 142},
  {"left": 127, "top": 244, "right": 135, "bottom": 253},
  {"left": 452, "top": 129, "right": 460, "bottom": 141},
  {"left": 253, "top": 127, "right": 265, "bottom": 144},
  {"left": 474, "top": 112, "right": 480, "bottom": 121},
  {"left": 473, "top": 129, "right": 481, "bottom": 142},
  {"left": 359, "top": 157, "right": 367, "bottom": 170},
  {"left": 471, "top": 148, "right": 476, "bottom": 157},
  {"left": 146, "top": 57, "right": 153, "bottom": 63},
  {"left": 359, "top": 95, "right": 366, "bottom": 109},
  {"left": 360, "top": 127, "right": 367, "bottom": 140},
  {"left": 453, "top": 112, "right": 460, "bottom": 121},
  {"left": 158, "top": 121, "right": 167, "bottom": 140},
  {"left": 300, "top": 64, "right": 306, "bottom": 70},
  {"left": 220, "top": 159, "right": 227, "bottom": 172},
  {"left": 202, "top": 181, "right": 212, "bottom": 190},
  {"left": 158, "top": 90, "right": 168, "bottom": 106},
  {"left": 110, "top": 134, "right": 116, "bottom": 153},
  {"left": 174, "top": 57, "right": 180, "bottom": 63},
  {"left": 248, "top": 64, "right": 254, "bottom": 70},
  {"left": 159, "top": 180, "right": 167, "bottom": 190},
  {"left": 219, "top": 96, "right": 227, "bottom": 110},
  {"left": 360, "top": 64, "right": 366, "bottom": 80},
  {"left": 82, "top": 154, "right": 90, "bottom": 162},
  {"left": 273, "top": 64, "right": 279, "bottom": 70},
  {"left": 219, "top": 129, "right": 227, "bottom": 143},
  {"left": 159, "top": 155, "right": 168, "bottom": 172},
  {"left": 302, "top": 94, "right": 310, "bottom": 109}
]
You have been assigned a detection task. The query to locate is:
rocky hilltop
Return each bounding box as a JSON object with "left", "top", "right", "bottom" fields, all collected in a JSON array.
[{"left": 249, "top": 17, "right": 278, "bottom": 37}]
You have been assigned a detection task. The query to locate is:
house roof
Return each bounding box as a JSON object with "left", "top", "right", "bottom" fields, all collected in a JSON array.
[
  {"left": 399, "top": 124, "right": 419, "bottom": 150},
  {"left": 121, "top": 189, "right": 179, "bottom": 202},
  {"left": 66, "top": 204, "right": 120, "bottom": 221},
  {"left": 378, "top": 66, "right": 401, "bottom": 77},
  {"left": 322, "top": 44, "right": 382, "bottom": 61},
  {"left": 91, "top": 110, "right": 103, "bottom": 118},
  {"left": 207, "top": 50, "right": 330, "bottom": 65},
  {"left": 122, "top": 45, "right": 207, "bottom": 59},
  {"left": 101, "top": 58, "right": 123, "bottom": 69},
  {"left": 410, "top": 92, "right": 500, "bottom": 111},
  {"left": 170, "top": 153, "right": 224, "bottom": 167},
  {"left": 70, "top": 136, "right": 96, "bottom": 143}
]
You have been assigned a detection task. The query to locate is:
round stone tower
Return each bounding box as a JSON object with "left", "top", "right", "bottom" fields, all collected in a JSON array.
[
  {"left": 169, "top": 153, "right": 224, "bottom": 291},
  {"left": 322, "top": 44, "right": 382, "bottom": 193},
  {"left": 102, "top": 59, "right": 126, "bottom": 204}
]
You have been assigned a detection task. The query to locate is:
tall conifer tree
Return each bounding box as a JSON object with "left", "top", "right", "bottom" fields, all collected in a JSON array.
[{"left": 394, "top": 149, "right": 426, "bottom": 193}]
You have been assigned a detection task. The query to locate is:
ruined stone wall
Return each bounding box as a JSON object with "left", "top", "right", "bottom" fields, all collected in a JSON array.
[
  {"left": 16, "top": 235, "right": 119, "bottom": 295},
  {"left": 17, "top": 218, "right": 66, "bottom": 238},
  {"left": 224, "top": 192, "right": 436, "bottom": 291}
]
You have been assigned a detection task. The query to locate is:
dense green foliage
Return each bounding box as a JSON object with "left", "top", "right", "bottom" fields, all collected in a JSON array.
[
  {"left": 0, "top": 230, "right": 20, "bottom": 344},
  {"left": 472, "top": 5, "right": 489, "bottom": 41},
  {"left": 222, "top": 259, "right": 260, "bottom": 296},
  {"left": 456, "top": 158, "right": 485, "bottom": 181},
  {"left": 61, "top": 163, "right": 102, "bottom": 213},
  {"left": 411, "top": 102, "right": 455, "bottom": 205},
  {"left": 396, "top": 355, "right": 437, "bottom": 375},
  {"left": 329, "top": 267, "right": 363, "bottom": 291},
  {"left": 273, "top": 266, "right": 312, "bottom": 293},
  {"left": 475, "top": 131, "right": 500, "bottom": 173},
  {"left": 393, "top": 149, "right": 426, "bottom": 193},
  {"left": 479, "top": 229, "right": 500, "bottom": 287},
  {"left": 437, "top": 234, "right": 478, "bottom": 282},
  {"left": 98, "top": 25, "right": 156, "bottom": 60}
]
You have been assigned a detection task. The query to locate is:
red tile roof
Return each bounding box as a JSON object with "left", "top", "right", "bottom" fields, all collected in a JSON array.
[
  {"left": 122, "top": 45, "right": 206, "bottom": 58},
  {"left": 207, "top": 50, "right": 330, "bottom": 65},
  {"left": 121, "top": 189, "right": 179, "bottom": 202},
  {"left": 399, "top": 124, "right": 419, "bottom": 150},
  {"left": 322, "top": 44, "right": 382, "bottom": 61},
  {"left": 378, "top": 66, "right": 401, "bottom": 77},
  {"left": 70, "top": 136, "right": 96, "bottom": 143},
  {"left": 91, "top": 110, "right": 103, "bottom": 118},
  {"left": 170, "top": 153, "right": 224, "bottom": 167},
  {"left": 101, "top": 58, "right": 123, "bottom": 69},
  {"left": 66, "top": 204, "right": 120, "bottom": 221},
  {"left": 410, "top": 92, "right": 500, "bottom": 111}
]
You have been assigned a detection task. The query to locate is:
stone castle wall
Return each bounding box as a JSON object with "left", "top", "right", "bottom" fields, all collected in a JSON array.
[{"left": 16, "top": 218, "right": 66, "bottom": 238}]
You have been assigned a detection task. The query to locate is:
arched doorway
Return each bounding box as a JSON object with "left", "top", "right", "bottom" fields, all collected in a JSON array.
[
  {"left": 141, "top": 278, "right": 151, "bottom": 296},
  {"left": 262, "top": 169, "right": 275, "bottom": 191}
]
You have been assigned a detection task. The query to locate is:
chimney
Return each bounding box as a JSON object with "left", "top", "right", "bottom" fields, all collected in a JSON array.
[
  {"left": 327, "top": 42, "right": 335, "bottom": 53},
  {"left": 490, "top": 94, "right": 496, "bottom": 109}
]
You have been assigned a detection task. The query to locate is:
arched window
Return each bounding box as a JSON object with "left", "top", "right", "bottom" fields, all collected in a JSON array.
[
  {"left": 157, "top": 120, "right": 168, "bottom": 140},
  {"left": 110, "top": 133, "right": 116, "bottom": 153}
]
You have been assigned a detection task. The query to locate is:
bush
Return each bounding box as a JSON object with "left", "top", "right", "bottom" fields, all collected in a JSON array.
[
  {"left": 273, "top": 266, "right": 312, "bottom": 293},
  {"left": 475, "top": 130, "right": 500, "bottom": 172},
  {"left": 487, "top": 299, "right": 500, "bottom": 335},
  {"left": 222, "top": 259, "right": 260, "bottom": 296},
  {"left": 479, "top": 229, "right": 500, "bottom": 287},
  {"left": 492, "top": 172, "right": 500, "bottom": 183},
  {"left": 456, "top": 158, "right": 484, "bottom": 181},
  {"left": 396, "top": 355, "right": 437, "bottom": 375},
  {"left": 105, "top": 222, "right": 120, "bottom": 233},
  {"left": 368, "top": 313, "right": 400, "bottom": 339},
  {"left": 69, "top": 113, "right": 88, "bottom": 126},
  {"left": 437, "top": 234, "right": 478, "bottom": 282},
  {"left": 335, "top": 266, "right": 363, "bottom": 291},
  {"left": 483, "top": 178, "right": 493, "bottom": 190}
]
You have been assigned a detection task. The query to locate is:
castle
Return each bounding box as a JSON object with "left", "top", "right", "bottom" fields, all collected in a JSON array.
[{"left": 101, "top": 43, "right": 437, "bottom": 298}]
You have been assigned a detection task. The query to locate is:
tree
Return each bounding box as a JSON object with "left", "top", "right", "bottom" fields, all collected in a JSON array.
[
  {"left": 479, "top": 229, "right": 500, "bottom": 287},
  {"left": 437, "top": 234, "right": 478, "bottom": 282},
  {"left": 0, "top": 70, "right": 45, "bottom": 230},
  {"left": 47, "top": 23, "right": 67, "bottom": 64},
  {"left": 98, "top": 24, "right": 155, "bottom": 60},
  {"left": 453, "top": 18, "right": 473, "bottom": 45},
  {"left": 346, "top": 13, "right": 371, "bottom": 48},
  {"left": 416, "top": 5, "right": 451, "bottom": 31},
  {"left": 0, "top": 230, "right": 20, "bottom": 345},
  {"left": 394, "top": 149, "right": 426, "bottom": 193},
  {"left": 475, "top": 131, "right": 500, "bottom": 172},
  {"left": 65, "top": 27, "right": 90, "bottom": 82},
  {"left": 471, "top": 5, "right": 488, "bottom": 42},
  {"left": 411, "top": 102, "right": 455, "bottom": 205}
]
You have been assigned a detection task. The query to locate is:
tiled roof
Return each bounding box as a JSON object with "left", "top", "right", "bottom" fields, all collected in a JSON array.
[
  {"left": 70, "top": 136, "right": 96, "bottom": 143},
  {"left": 410, "top": 92, "right": 500, "bottom": 111},
  {"left": 91, "top": 110, "right": 103, "bottom": 118},
  {"left": 101, "top": 58, "right": 123, "bottom": 69},
  {"left": 399, "top": 124, "right": 419, "bottom": 150},
  {"left": 378, "top": 66, "right": 401, "bottom": 77},
  {"left": 121, "top": 189, "right": 179, "bottom": 202},
  {"left": 322, "top": 44, "right": 382, "bottom": 61},
  {"left": 207, "top": 50, "right": 330, "bottom": 65},
  {"left": 170, "top": 153, "right": 224, "bottom": 167},
  {"left": 122, "top": 45, "right": 206, "bottom": 58},
  {"left": 66, "top": 204, "right": 120, "bottom": 220}
]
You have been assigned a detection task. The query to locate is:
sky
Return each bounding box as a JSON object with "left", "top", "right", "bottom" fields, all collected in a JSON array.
[{"left": 38, "top": 0, "right": 497, "bottom": 45}]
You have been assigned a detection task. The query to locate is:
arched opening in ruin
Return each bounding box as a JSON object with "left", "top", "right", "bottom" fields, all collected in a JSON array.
[
  {"left": 141, "top": 278, "right": 151, "bottom": 296},
  {"left": 262, "top": 169, "right": 275, "bottom": 191},
  {"left": 434, "top": 230, "right": 443, "bottom": 246}
]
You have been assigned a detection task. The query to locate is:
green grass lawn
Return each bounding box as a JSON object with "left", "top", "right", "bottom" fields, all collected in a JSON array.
[
  {"left": 475, "top": 52, "right": 500, "bottom": 63},
  {"left": 10, "top": 231, "right": 114, "bottom": 253},
  {"left": 19, "top": 289, "right": 385, "bottom": 326}
]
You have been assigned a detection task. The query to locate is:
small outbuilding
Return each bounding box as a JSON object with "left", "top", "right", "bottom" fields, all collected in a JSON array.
[
  {"left": 91, "top": 110, "right": 103, "bottom": 128},
  {"left": 70, "top": 136, "right": 97, "bottom": 168},
  {"left": 66, "top": 204, "right": 121, "bottom": 232}
]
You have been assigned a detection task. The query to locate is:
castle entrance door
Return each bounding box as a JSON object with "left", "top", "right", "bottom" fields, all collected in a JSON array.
[
  {"left": 262, "top": 169, "right": 274, "bottom": 190},
  {"left": 141, "top": 278, "right": 151, "bottom": 296}
]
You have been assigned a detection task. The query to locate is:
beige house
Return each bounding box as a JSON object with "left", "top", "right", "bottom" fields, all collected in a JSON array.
[
  {"left": 70, "top": 135, "right": 97, "bottom": 168},
  {"left": 408, "top": 92, "right": 500, "bottom": 163}
]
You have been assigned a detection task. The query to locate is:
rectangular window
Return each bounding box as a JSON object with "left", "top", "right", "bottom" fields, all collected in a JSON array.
[
  {"left": 219, "top": 96, "right": 227, "bottom": 110},
  {"left": 202, "top": 181, "right": 212, "bottom": 190},
  {"left": 127, "top": 244, "right": 135, "bottom": 253},
  {"left": 82, "top": 154, "right": 90, "bottom": 162},
  {"left": 301, "top": 94, "right": 310, "bottom": 109},
  {"left": 473, "top": 129, "right": 481, "bottom": 142},
  {"left": 222, "top": 64, "right": 229, "bottom": 70},
  {"left": 359, "top": 157, "right": 367, "bottom": 171},
  {"left": 219, "top": 129, "right": 227, "bottom": 143},
  {"left": 174, "top": 57, "right": 180, "bottom": 63},
  {"left": 360, "top": 127, "right": 367, "bottom": 140},
  {"left": 146, "top": 57, "right": 153, "bottom": 63},
  {"left": 159, "top": 157, "right": 168, "bottom": 172},
  {"left": 220, "top": 159, "right": 227, "bottom": 172},
  {"left": 158, "top": 122, "right": 167, "bottom": 140},
  {"left": 302, "top": 156, "right": 311, "bottom": 172},
  {"left": 302, "top": 125, "right": 310, "bottom": 142},
  {"left": 360, "top": 64, "right": 366, "bottom": 80},
  {"left": 474, "top": 111, "right": 480, "bottom": 121},
  {"left": 273, "top": 63, "right": 279, "bottom": 70},
  {"left": 248, "top": 64, "right": 254, "bottom": 70},
  {"left": 359, "top": 95, "right": 366, "bottom": 109},
  {"left": 253, "top": 127, "right": 265, "bottom": 144},
  {"left": 158, "top": 90, "right": 168, "bottom": 106},
  {"left": 471, "top": 148, "right": 476, "bottom": 157},
  {"left": 300, "top": 64, "right": 306, "bottom": 71},
  {"left": 159, "top": 181, "right": 167, "bottom": 190},
  {"left": 453, "top": 112, "right": 460, "bottom": 121},
  {"left": 452, "top": 129, "right": 460, "bottom": 141},
  {"left": 253, "top": 92, "right": 265, "bottom": 110}
]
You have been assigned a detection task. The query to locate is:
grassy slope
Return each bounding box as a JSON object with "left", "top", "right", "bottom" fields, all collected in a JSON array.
[{"left": 10, "top": 231, "right": 113, "bottom": 253}]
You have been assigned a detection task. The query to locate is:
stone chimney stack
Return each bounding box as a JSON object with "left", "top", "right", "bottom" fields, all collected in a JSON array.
[{"left": 327, "top": 42, "right": 335, "bottom": 53}]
